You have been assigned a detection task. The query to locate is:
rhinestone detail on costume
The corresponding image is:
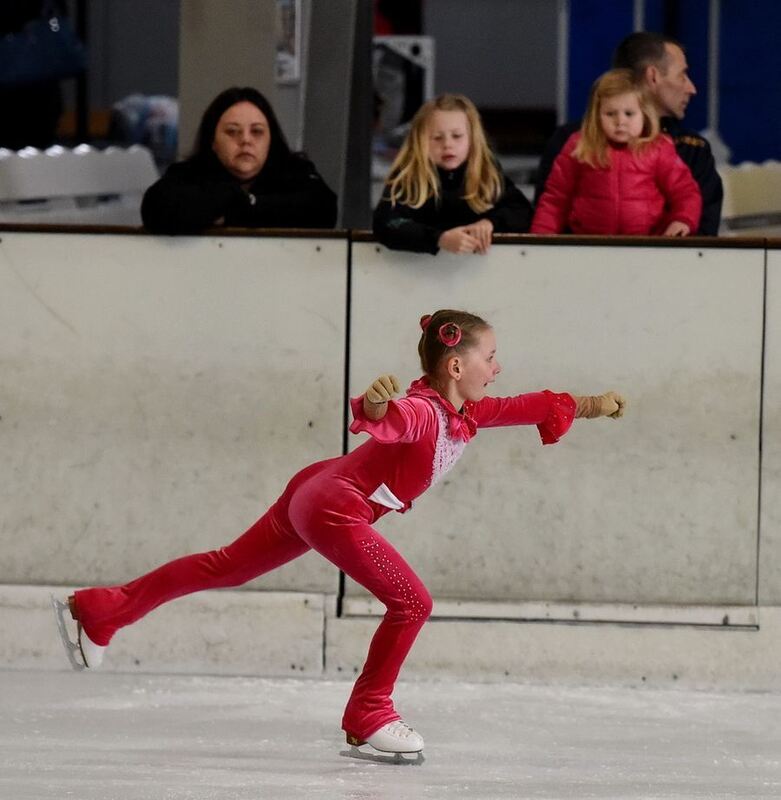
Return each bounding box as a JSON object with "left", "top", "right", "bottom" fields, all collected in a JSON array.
[
  {"left": 361, "top": 539, "right": 429, "bottom": 622},
  {"left": 430, "top": 400, "right": 467, "bottom": 486}
]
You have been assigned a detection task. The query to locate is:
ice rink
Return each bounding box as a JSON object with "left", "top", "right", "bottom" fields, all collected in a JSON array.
[{"left": 3, "top": 670, "right": 781, "bottom": 800}]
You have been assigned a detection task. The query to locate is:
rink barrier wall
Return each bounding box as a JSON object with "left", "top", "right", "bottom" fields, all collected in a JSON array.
[{"left": 2, "top": 224, "right": 781, "bottom": 686}]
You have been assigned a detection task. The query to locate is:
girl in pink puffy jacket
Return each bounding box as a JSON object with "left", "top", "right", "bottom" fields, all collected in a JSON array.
[{"left": 532, "top": 69, "right": 701, "bottom": 236}]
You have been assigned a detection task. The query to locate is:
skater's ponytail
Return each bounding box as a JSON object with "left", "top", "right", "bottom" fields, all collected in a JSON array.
[{"left": 418, "top": 309, "right": 490, "bottom": 376}]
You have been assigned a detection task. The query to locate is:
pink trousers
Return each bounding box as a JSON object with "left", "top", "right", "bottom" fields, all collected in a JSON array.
[{"left": 73, "top": 459, "right": 433, "bottom": 741}]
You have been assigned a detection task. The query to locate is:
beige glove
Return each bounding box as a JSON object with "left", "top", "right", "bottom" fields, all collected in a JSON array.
[
  {"left": 365, "top": 374, "right": 400, "bottom": 404},
  {"left": 574, "top": 391, "right": 626, "bottom": 419}
]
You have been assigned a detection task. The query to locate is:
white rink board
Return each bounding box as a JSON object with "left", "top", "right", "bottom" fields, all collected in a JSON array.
[
  {"left": 348, "top": 242, "right": 764, "bottom": 609},
  {"left": 0, "top": 232, "right": 346, "bottom": 594},
  {"left": 760, "top": 248, "right": 781, "bottom": 604}
]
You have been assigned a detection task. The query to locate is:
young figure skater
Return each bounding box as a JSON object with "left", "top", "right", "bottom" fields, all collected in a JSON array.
[
  {"left": 373, "top": 94, "right": 533, "bottom": 255},
  {"left": 532, "top": 69, "right": 701, "bottom": 236},
  {"left": 53, "top": 310, "right": 625, "bottom": 761}
]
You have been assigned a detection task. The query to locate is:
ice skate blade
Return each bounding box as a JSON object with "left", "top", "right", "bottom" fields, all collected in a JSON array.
[
  {"left": 339, "top": 745, "right": 424, "bottom": 765},
  {"left": 50, "top": 595, "right": 86, "bottom": 672}
]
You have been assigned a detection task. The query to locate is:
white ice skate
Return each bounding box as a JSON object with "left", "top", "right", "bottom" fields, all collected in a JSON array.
[
  {"left": 50, "top": 595, "right": 106, "bottom": 671},
  {"left": 341, "top": 720, "right": 425, "bottom": 765}
]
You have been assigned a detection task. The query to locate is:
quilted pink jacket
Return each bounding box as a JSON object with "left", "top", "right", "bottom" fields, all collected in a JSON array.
[{"left": 532, "top": 132, "right": 702, "bottom": 235}]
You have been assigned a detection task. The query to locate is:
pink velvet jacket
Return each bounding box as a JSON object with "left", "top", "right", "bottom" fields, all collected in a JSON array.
[
  {"left": 531, "top": 132, "right": 702, "bottom": 235},
  {"left": 336, "top": 377, "right": 576, "bottom": 518}
]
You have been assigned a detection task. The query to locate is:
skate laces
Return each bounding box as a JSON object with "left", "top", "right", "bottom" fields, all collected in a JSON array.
[{"left": 386, "top": 720, "right": 415, "bottom": 739}]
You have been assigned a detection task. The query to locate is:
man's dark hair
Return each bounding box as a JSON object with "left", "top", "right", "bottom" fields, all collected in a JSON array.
[{"left": 612, "top": 32, "right": 684, "bottom": 77}]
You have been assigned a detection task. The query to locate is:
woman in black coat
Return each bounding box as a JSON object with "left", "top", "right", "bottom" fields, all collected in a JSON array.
[{"left": 141, "top": 87, "right": 337, "bottom": 234}]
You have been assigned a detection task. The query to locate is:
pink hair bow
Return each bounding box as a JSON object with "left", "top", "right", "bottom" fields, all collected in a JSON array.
[{"left": 437, "top": 322, "right": 462, "bottom": 347}]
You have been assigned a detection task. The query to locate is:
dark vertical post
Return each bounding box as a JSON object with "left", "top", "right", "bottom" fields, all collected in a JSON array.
[
  {"left": 75, "top": 0, "right": 89, "bottom": 142},
  {"left": 303, "top": 0, "right": 373, "bottom": 228},
  {"left": 662, "top": 0, "right": 678, "bottom": 35},
  {"left": 342, "top": 0, "right": 373, "bottom": 228}
]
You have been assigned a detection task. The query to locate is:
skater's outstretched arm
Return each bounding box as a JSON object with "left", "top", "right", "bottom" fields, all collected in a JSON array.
[{"left": 468, "top": 389, "right": 626, "bottom": 444}]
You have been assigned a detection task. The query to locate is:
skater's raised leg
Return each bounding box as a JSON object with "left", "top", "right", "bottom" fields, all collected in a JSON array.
[{"left": 68, "top": 499, "right": 311, "bottom": 658}]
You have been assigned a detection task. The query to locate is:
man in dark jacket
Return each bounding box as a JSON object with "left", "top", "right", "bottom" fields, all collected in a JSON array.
[{"left": 534, "top": 32, "right": 723, "bottom": 236}]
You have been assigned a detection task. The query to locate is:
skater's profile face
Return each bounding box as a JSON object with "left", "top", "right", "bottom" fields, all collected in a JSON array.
[
  {"left": 427, "top": 110, "right": 470, "bottom": 171},
  {"left": 212, "top": 101, "right": 271, "bottom": 182},
  {"left": 450, "top": 327, "right": 501, "bottom": 405}
]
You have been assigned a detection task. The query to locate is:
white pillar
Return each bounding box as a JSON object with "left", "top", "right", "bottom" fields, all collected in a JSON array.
[{"left": 177, "top": 0, "right": 277, "bottom": 158}]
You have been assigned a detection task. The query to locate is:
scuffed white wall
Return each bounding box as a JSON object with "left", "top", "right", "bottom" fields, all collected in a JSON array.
[
  {"left": 347, "top": 243, "right": 764, "bottom": 613},
  {"left": 0, "top": 233, "right": 346, "bottom": 594},
  {"left": 3, "top": 231, "right": 781, "bottom": 683}
]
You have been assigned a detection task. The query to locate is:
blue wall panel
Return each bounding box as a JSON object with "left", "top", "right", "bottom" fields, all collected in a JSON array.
[
  {"left": 719, "top": 0, "right": 781, "bottom": 163},
  {"left": 673, "top": 0, "right": 710, "bottom": 132},
  {"left": 643, "top": 0, "right": 666, "bottom": 33},
  {"left": 565, "top": 0, "right": 709, "bottom": 130},
  {"left": 567, "top": 0, "right": 634, "bottom": 120},
  {"left": 563, "top": 0, "right": 779, "bottom": 163}
]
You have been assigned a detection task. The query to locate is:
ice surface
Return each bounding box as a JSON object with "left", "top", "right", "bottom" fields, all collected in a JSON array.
[{"left": 2, "top": 670, "right": 781, "bottom": 799}]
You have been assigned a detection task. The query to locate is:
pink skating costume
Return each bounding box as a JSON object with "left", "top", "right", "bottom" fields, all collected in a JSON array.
[{"left": 72, "top": 377, "right": 576, "bottom": 742}]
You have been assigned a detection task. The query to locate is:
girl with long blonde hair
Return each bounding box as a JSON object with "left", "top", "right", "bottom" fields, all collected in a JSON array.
[
  {"left": 373, "top": 94, "right": 531, "bottom": 255},
  {"left": 532, "top": 69, "right": 701, "bottom": 236}
]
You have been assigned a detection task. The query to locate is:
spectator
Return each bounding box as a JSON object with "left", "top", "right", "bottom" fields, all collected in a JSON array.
[
  {"left": 373, "top": 94, "right": 532, "bottom": 255},
  {"left": 141, "top": 87, "right": 337, "bottom": 234},
  {"left": 532, "top": 69, "right": 701, "bottom": 236},
  {"left": 534, "top": 32, "right": 722, "bottom": 235}
]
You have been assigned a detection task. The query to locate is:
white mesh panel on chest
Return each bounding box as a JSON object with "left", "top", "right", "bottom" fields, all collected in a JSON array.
[{"left": 430, "top": 400, "right": 467, "bottom": 486}]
